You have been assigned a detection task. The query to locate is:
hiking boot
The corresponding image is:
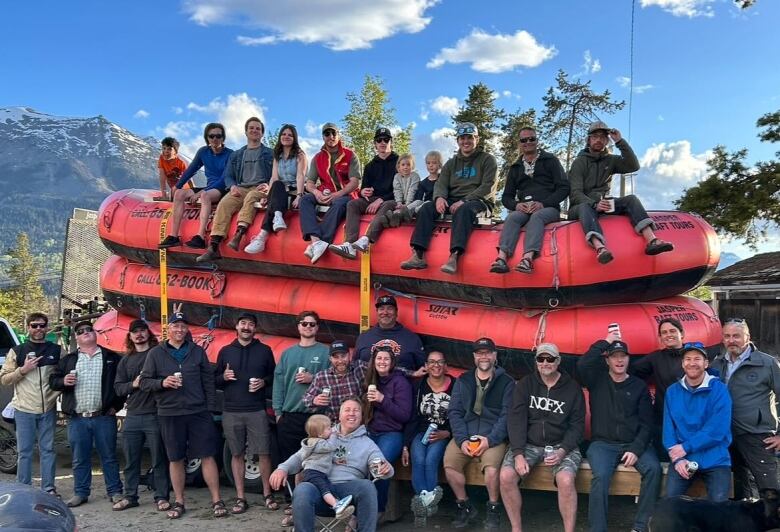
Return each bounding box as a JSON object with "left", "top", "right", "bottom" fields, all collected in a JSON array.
[
  {"left": 400, "top": 252, "right": 427, "bottom": 270},
  {"left": 272, "top": 212, "right": 287, "bottom": 232},
  {"left": 353, "top": 236, "right": 370, "bottom": 253},
  {"left": 329, "top": 242, "right": 356, "bottom": 260},
  {"left": 309, "top": 240, "right": 329, "bottom": 264},
  {"left": 484, "top": 501, "right": 501, "bottom": 531},
  {"left": 66, "top": 495, "right": 88, "bottom": 508},
  {"left": 452, "top": 499, "right": 478, "bottom": 528},
  {"left": 196, "top": 247, "right": 221, "bottom": 263},
  {"left": 227, "top": 230, "right": 245, "bottom": 251},
  {"left": 244, "top": 232, "right": 268, "bottom": 254},
  {"left": 158, "top": 236, "right": 181, "bottom": 249},
  {"left": 184, "top": 235, "right": 206, "bottom": 249},
  {"left": 440, "top": 253, "right": 459, "bottom": 274}
]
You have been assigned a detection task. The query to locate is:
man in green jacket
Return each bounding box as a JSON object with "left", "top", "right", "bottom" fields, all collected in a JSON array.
[
  {"left": 401, "top": 123, "right": 497, "bottom": 274},
  {"left": 568, "top": 121, "right": 673, "bottom": 264}
]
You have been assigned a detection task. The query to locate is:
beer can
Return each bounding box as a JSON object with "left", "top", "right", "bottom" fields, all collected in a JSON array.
[
  {"left": 686, "top": 461, "right": 699, "bottom": 475},
  {"left": 26, "top": 352, "right": 36, "bottom": 361},
  {"left": 368, "top": 384, "right": 377, "bottom": 392},
  {"left": 370, "top": 457, "right": 383, "bottom": 477},
  {"left": 174, "top": 372, "right": 182, "bottom": 385},
  {"left": 544, "top": 445, "right": 556, "bottom": 459},
  {"left": 69, "top": 370, "right": 77, "bottom": 376},
  {"left": 421, "top": 423, "right": 438, "bottom": 445},
  {"left": 249, "top": 377, "right": 259, "bottom": 391},
  {"left": 322, "top": 387, "right": 331, "bottom": 397},
  {"left": 468, "top": 435, "right": 480, "bottom": 453},
  {"left": 297, "top": 367, "right": 306, "bottom": 374}
]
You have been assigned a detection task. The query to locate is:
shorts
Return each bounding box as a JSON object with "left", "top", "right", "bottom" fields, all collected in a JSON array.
[
  {"left": 222, "top": 410, "right": 270, "bottom": 456},
  {"left": 501, "top": 444, "right": 582, "bottom": 480},
  {"left": 443, "top": 438, "right": 507, "bottom": 473},
  {"left": 159, "top": 411, "right": 220, "bottom": 462}
]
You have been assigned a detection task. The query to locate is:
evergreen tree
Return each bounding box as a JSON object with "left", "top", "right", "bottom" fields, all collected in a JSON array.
[
  {"left": 499, "top": 108, "right": 538, "bottom": 180},
  {"left": 6, "top": 232, "right": 49, "bottom": 327},
  {"left": 452, "top": 83, "right": 505, "bottom": 154},
  {"left": 342, "top": 75, "right": 413, "bottom": 165}
]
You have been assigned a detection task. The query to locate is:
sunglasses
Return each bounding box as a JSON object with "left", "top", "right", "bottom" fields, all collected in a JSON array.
[
  {"left": 519, "top": 137, "right": 537, "bottom": 144},
  {"left": 375, "top": 138, "right": 391, "bottom": 144},
  {"left": 426, "top": 360, "right": 445, "bottom": 367},
  {"left": 323, "top": 130, "right": 338, "bottom": 138},
  {"left": 75, "top": 327, "right": 94, "bottom": 336},
  {"left": 208, "top": 134, "right": 224, "bottom": 139},
  {"left": 683, "top": 341, "right": 705, "bottom": 349},
  {"left": 29, "top": 323, "right": 47, "bottom": 329},
  {"left": 536, "top": 355, "right": 558, "bottom": 363},
  {"left": 299, "top": 321, "right": 318, "bottom": 328},
  {"left": 456, "top": 126, "right": 476, "bottom": 136}
]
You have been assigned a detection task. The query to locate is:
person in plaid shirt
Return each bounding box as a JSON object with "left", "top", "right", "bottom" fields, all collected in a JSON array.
[{"left": 303, "top": 341, "right": 366, "bottom": 421}]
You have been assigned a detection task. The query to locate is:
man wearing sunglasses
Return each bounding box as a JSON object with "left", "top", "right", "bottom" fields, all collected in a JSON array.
[
  {"left": 502, "top": 343, "right": 585, "bottom": 532},
  {"left": 50, "top": 320, "right": 125, "bottom": 508},
  {"left": 299, "top": 123, "right": 361, "bottom": 264},
  {"left": 330, "top": 127, "right": 398, "bottom": 260},
  {"left": 568, "top": 121, "right": 673, "bottom": 264},
  {"left": 711, "top": 319, "right": 780, "bottom": 499},
  {"left": 577, "top": 336, "right": 660, "bottom": 532},
  {"left": 401, "top": 122, "right": 497, "bottom": 274},
  {"left": 491, "top": 127, "right": 569, "bottom": 274},
  {"left": 1, "top": 312, "right": 62, "bottom": 497}
]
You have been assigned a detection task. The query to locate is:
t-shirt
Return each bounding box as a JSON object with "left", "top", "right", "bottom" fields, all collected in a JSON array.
[
  {"left": 241, "top": 147, "right": 264, "bottom": 185},
  {"left": 159, "top": 155, "right": 188, "bottom": 189}
]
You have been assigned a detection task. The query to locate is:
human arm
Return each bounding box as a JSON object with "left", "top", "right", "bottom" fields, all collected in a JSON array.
[
  {"left": 402, "top": 382, "right": 420, "bottom": 448},
  {"left": 272, "top": 357, "right": 286, "bottom": 416},
  {"left": 214, "top": 350, "right": 227, "bottom": 389},
  {"left": 222, "top": 151, "right": 239, "bottom": 190},
  {"left": 501, "top": 167, "right": 519, "bottom": 211},
  {"left": 464, "top": 153, "right": 498, "bottom": 203},
  {"left": 627, "top": 383, "right": 654, "bottom": 457},
  {"left": 367, "top": 441, "right": 395, "bottom": 479},
  {"left": 199, "top": 350, "right": 216, "bottom": 412},
  {"left": 393, "top": 175, "right": 404, "bottom": 204},
  {"left": 176, "top": 147, "right": 205, "bottom": 189},
  {"left": 374, "top": 376, "right": 413, "bottom": 424},
  {"left": 629, "top": 352, "right": 655, "bottom": 381},
  {"left": 139, "top": 350, "right": 165, "bottom": 393},
  {"left": 507, "top": 377, "right": 530, "bottom": 454},
  {"left": 576, "top": 340, "right": 610, "bottom": 388},
  {"left": 611, "top": 138, "right": 640, "bottom": 174},
  {"left": 568, "top": 157, "right": 599, "bottom": 207},
  {"left": 405, "top": 173, "right": 420, "bottom": 205},
  {"left": 540, "top": 157, "right": 570, "bottom": 208},
  {"left": 432, "top": 161, "right": 451, "bottom": 201},
  {"left": 560, "top": 385, "right": 586, "bottom": 453},
  {"left": 0, "top": 348, "right": 24, "bottom": 386},
  {"left": 486, "top": 377, "right": 514, "bottom": 447},
  {"left": 262, "top": 347, "right": 276, "bottom": 388},
  {"left": 113, "top": 355, "right": 135, "bottom": 397},
  {"left": 447, "top": 378, "right": 468, "bottom": 446},
  {"left": 158, "top": 167, "right": 168, "bottom": 197},
  {"left": 48, "top": 355, "right": 69, "bottom": 391}
]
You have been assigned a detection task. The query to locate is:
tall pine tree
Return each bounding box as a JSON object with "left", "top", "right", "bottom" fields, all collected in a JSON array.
[
  {"left": 6, "top": 232, "right": 49, "bottom": 327},
  {"left": 452, "top": 83, "right": 505, "bottom": 154}
]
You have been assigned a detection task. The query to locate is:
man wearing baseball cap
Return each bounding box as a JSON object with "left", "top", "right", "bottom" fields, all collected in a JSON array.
[
  {"left": 401, "top": 122, "right": 498, "bottom": 274},
  {"left": 444, "top": 337, "right": 513, "bottom": 529},
  {"left": 299, "top": 122, "right": 362, "bottom": 264},
  {"left": 330, "top": 127, "right": 399, "bottom": 260},
  {"left": 502, "top": 343, "right": 585, "bottom": 532},
  {"left": 577, "top": 333, "right": 660, "bottom": 532},
  {"left": 354, "top": 295, "right": 425, "bottom": 376},
  {"left": 568, "top": 121, "right": 673, "bottom": 265},
  {"left": 303, "top": 340, "right": 366, "bottom": 421}
]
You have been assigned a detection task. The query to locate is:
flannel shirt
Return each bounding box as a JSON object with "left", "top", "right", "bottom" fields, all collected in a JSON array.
[{"left": 303, "top": 362, "right": 366, "bottom": 421}]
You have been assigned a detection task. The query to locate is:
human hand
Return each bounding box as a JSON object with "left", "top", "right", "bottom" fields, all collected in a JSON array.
[
  {"left": 292, "top": 196, "right": 301, "bottom": 209},
  {"left": 270, "top": 469, "right": 288, "bottom": 490},
  {"left": 249, "top": 378, "right": 264, "bottom": 392},
  {"left": 609, "top": 129, "right": 622, "bottom": 143},
  {"left": 596, "top": 199, "right": 612, "bottom": 212},
  {"left": 223, "top": 363, "right": 236, "bottom": 381},
  {"left": 428, "top": 430, "right": 450, "bottom": 443},
  {"left": 162, "top": 375, "right": 181, "bottom": 389},
  {"left": 449, "top": 200, "right": 464, "bottom": 214},
  {"left": 313, "top": 393, "right": 330, "bottom": 406},
  {"left": 528, "top": 201, "right": 543, "bottom": 213},
  {"left": 230, "top": 186, "right": 241, "bottom": 197},
  {"left": 256, "top": 183, "right": 270, "bottom": 194},
  {"left": 674, "top": 460, "right": 691, "bottom": 480},
  {"left": 622, "top": 451, "right": 638, "bottom": 467},
  {"left": 294, "top": 370, "right": 312, "bottom": 384},
  {"left": 764, "top": 435, "right": 780, "bottom": 451},
  {"left": 63, "top": 373, "right": 77, "bottom": 386},
  {"left": 606, "top": 330, "right": 622, "bottom": 343},
  {"left": 544, "top": 448, "right": 565, "bottom": 466},
  {"left": 361, "top": 187, "right": 374, "bottom": 199},
  {"left": 20, "top": 356, "right": 42, "bottom": 375},
  {"left": 514, "top": 454, "right": 530, "bottom": 476},
  {"left": 366, "top": 198, "right": 383, "bottom": 214},
  {"left": 435, "top": 197, "right": 448, "bottom": 214},
  {"left": 473, "top": 435, "right": 489, "bottom": 457},
  {"left": 376, "top": 460, "right": 392, "bottom": 478},
  {"left": 410, "top": 366, "right": 428, "bottom": 378},
  {"left": 668, "top": 444, "right": 686, "bottom": 462},
  {"left": 132, "top": 375, "right": 141, "bottom": 389}
]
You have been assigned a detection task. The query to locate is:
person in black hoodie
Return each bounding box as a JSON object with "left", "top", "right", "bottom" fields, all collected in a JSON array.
[
  {"left": 490, "top": 127, "right": 569, "bottom": 274},
  {"left": 577, "top": 335, "right": 660, "bottom": 532},
  {"left": 139, "top": 312, "right": 223, "bottom": 519},
  {"left": 214, "top": 312, "right": 276, "bottom": 514},
  {"left": 50, "top": 320, "right": 125, "bottom": 508},
  {"left": 501, "top": 342, "right": 585, "bottom": 532}
]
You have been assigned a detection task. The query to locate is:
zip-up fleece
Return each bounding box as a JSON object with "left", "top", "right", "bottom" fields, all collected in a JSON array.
[
  {"left": 0, "top": 342, "right": 61, "bottom": 414},
  {"left": 501, "top": 150, "right": 570, "bottom": 211},
  {"left": 278, "top": 423, "right": 394, "bottom": 483},
  {"left": 403, "top": 375, "right": 454, "bottom": 447},
  {"left": 448, "top": 367, "right": 514, "bottom": 448},
  {"left": 577, "top": 340, "right": 653, "bottom": 456},
  {"left": 50, "top": 348, "right": 124, "bottom": 416},
  {"left": 568, "top": 139, "right": 640, "bottom": 208},
  {"left": 507, "top": 370, "right": 585, "bottom": 455},
  {"left": 434, "top": 150, "right": 498, "bottom": 208},
  {"left": 215, "top": 338, "right": 275, "bottom": 412},
  {"left": 140, "top": 340, "right": 216, "bottom": 416}
]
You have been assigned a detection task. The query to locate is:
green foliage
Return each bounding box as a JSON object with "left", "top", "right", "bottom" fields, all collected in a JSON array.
[
  {"left": 499, "top": 108, "right": 539, "bottom": 178},
  {"left": 4, "top": 232, "right": 50, "bottom": 327},
  {"left": 757, "top": 110, "right": 780, "bottom": 143},
  {"left": 685, "top": 284, "right": 713, "bottom": 302},
  {"left": 539, "top": 70, "right": 626, "bottom": 170},
  {"left": 452, "top": 83, "right": 506, "bottom": 154},
  {"left": 0, "top": 290, "right": 14, "bottom": 321},
  {"left": 735, "top": 0, "right": 756, "bottom": 8},
  {"left": 342, "top": 75, "right": 413, "bottom": 167}
]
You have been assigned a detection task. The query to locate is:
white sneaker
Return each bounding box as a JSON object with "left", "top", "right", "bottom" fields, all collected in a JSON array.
[
  {"left": 272, "top": 211, "right": 287, "bottom": 232},
  {"left": 328, "top": 242, "right": 356, "bottom": 260},
  {"left": 310, "top": 240, "right": 329, "bottom": 264},
  {"left": 353, "top": 236, "right": 370, "bottom": 252},
  {"left": 244, "top": 232, "right": 268, "bottom": 254},
  {"left": 333, "top": 495, "right": 353, "bottom": 519},
  {"left": 303, "top": 243, "right": 314, "bottom": 258}
]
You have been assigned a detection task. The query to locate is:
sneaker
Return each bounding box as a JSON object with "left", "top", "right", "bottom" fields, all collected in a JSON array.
[
  {"left": 272, "top": 212, "right": 287, "bottom": 232},
  {"left": 419, "top": 490, "right": 436, "bottom": 508},
  {"left": 484, "top": 501, "right": 501, "bottom": 531},
  {"left": 158, "top": 236, "right": 181, "bottom": 249},
  {"left": 184, "top": 235, "right": 206, "bottom": 249},
  {"left": 452, "top": 500, "right": 478, "bottom": 528},
  {"left": 332, "top": 495, "right": 353, "bottom": 519},
  {"left": 309, "top": 240, "right": 329, "bottom": 264},
  {"left": 227, "top": 231, "right": 245, "bottom": 251},
  {"left": 353, "top": 236, "right": 370, "bottom": 253},
  {"left": 303, "top": 243, "right": 314, "bottom": 258},
  {"left": 196, "top": 247, "right": 221, "bottom": 263},
  {"left": 66, "top": 495, "right": 88, "bottom": 508},
  {"left": 440, "top": 253, "right": 459, "bottom": 274},
  {"left": 645, "top": 238, "right": 674, "bottom": 256},
  {"left": 400, "top": 252, "right": 427, "bottom": 270},
  {"left": 244, "top": 232, "right": 268, "bottom": 254},
  {"left": 329, "top": 242, "right": 356, "bottom": 260}
]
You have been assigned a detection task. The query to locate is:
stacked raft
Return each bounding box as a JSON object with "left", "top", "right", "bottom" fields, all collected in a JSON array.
[{"left": 96, "top": 188, "right": 722, "bottom": 377}]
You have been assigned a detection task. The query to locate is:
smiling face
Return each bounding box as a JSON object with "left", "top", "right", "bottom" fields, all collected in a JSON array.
[
  {"left": 606, "top": 351, "right": 629, "bottom": 377},
  {"left": 236, "top": 318, "right": 256, "bottom": 341},
  {"left": 27, "top": 319, "right": 48, "bottom": 342},
  {"left": 339, "top": 399, "right": 362, "bottom": 433},
  {"left": 373, "top": 349, "right": 393, "bottom": 377},
  {"left": 659, "top": 322, "right": 684, "bottom": 349},
  {"left": 518, "top": 129, "right": 538, "bottom": 155},
  {"left": 473, "top": 348, "right": 496, "bottom": 372},
  {"left": 330, "top": 350, "right": 350, "bottom": 374},
  {"left": 682, "top": 350, "right": 708, "bottom": 383},
  {"left": 535, "top": 353, "right": 560, "bottom": 379},
  {"left": 457, "top": 134, "right": 478, "bottom": 156},
  {"left": 426, "top": 351, "right": 446, "bottom": 378},
  {"left": 323, "top": 128, "right": 339, "bottom": 149},
  {"left": 376, "top": 304, "right": 397, "bottom": 329},
  {"left": 207, "top": 127, "right": 224, "bottom": 150},
  {"left": 723, "top": 323, "right": 750, "bottom": 358},
  {"left": 167, "top": 321, "right": 188, "bottom": 344},
  {"left": 279, "top": 127, "right": 295, "bottom": 147},
  {"left": 298, "top": 316, "right": 319, "bottom": 340},
  {"left": 246, "top": 120, "right": 264, "bottom": 144}
]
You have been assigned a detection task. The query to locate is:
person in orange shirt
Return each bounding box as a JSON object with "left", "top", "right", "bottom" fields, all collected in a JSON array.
[{"left": 158, "top": 137, "right": 188, "bottom": 200}]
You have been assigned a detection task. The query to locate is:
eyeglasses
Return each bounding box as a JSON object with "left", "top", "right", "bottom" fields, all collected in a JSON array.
[
  {"left": 375, "top": 138, "right": 390, "bottom": 144},
  {"left": 323, "top": 130, "right": 338, "bottom": 138},
  {"left": 683, "top": 341, "right": 705, "bottom": 349},
  {"left": 426, "top": 360, "right": 445, "bottom": 367},
  {"left": 75, "top": 327, "right": 94, "bottom": 336},
  {"left": 208, "top": 134, "right": 224, "bottom": 139},
  {"left": 519, "top": 137, "right": 537, "bottom": 144},
  {"left": 29, "top": 323, "right": 47, "bottom": 329},
  {"left": 456, "top": 126, "right": 477, "bottom": 136},
  {"left": 536, "top": 355, "right": 558, "bottom": 363},
  {"left": 299, "top": 321, "right": 318, "bottom": 328}
]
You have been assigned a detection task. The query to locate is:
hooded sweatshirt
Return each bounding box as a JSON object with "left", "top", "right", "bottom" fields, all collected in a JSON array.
[
  {"left": 366, "top": 369, "right": 413, "bottom": 433},
  {"left": 294, "top": 437, "right": 337, "bottom": 474},
  {"left": 507, "top": 370, "right": 585, "bottom": 455},
  {"left": 630, "top": 347, "right": 685, "bottom": 424},
  {"left": 355, "top": 322, "right": 425, "bottom": 372},
  {"left": 214, "top": 337, "right": 275, "bottom": 412},
  {"left": 278, "top": 423, "right": 394, "bottom": 482},
  {"left": 568, "top": 138, "right": 639, "bottom": 208},
  {"left": 0, "top": 341, "right": 61, "bottom": 414},
  {"left": 362, "top": 152, "right": 399, "bottom": 200},
  {"left": 501, "top": 150, "right": 570, "bottom": 211},
  {"left": 434, "top": 150, "right": 497, "bottom": 208},
  {"left": 448, "top": 367, "right": 514, "bottom": 448},
  {"left": 114, "top": 348, "right": 158, "bottom": 415}
]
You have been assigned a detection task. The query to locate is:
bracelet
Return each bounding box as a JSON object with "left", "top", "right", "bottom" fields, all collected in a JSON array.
[{"left": 296, "top": 193, "right": 304, "bottom": 197}]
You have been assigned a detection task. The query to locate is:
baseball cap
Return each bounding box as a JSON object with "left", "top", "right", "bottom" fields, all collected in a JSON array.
[
  {"left": 588, "top": 121, "right": 611, "bottom": 134},
  {"left": 472, "top": 337, "right": 496, "bottom": 352},
  {"left": 456, "top": 122, "right": 478, "bottom": 137},
  {"left": 168, "top": 312, "right": 186, "bottom": 325},
  {"left": 129, "top": 319, "right": 149, "bottom": 332},
  {"left": 374, "top": 127, "right": 392, "bottom": 140},
  {"left": 329, "top": 340, "right": 349, "bottom": 356},
  {"left": 322, "top": 122, "right": 339, "bottom": 135},
  {"left": 536, "top": 342, "right": 561, "bottom": 359},
  {"left": 375, "top": 295, "right": 397, "bottom": 308},
  {"left": 236, "top": 312, "right": 257, "bottom": 325},
  {"left": 681, "top": 341, "right": 708, "bottom": 358},
  {"left": 607, "top": 341, "right": 630, "bottom": 356}
]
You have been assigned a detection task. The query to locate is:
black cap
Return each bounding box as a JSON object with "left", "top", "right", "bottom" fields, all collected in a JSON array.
[
  {"left": 168, "top": 312, "right": 186, "bottom": 325},
  {"left": 375, "top": 295, "right": 397, "bottom": 308},
  {"left": 73, "top": 319, "right": 93, "bottom": 332},
  {"left": 607, "top": 341, "right": 630, "bottom": 355},
  {"left": 129, "top": 319, "right": 149, "bottom": 332},
  {"left": 236, "top": 312, "right": 257, "bottom": 325},
  {"left": 374, "top": 127, "right": 392, "bottom": 140},
  {"left": 329, "top": 340, "right": 349, "bottom": 356},
  {"left": 473, "top": 337, "right": 496, "bottom": 352}
]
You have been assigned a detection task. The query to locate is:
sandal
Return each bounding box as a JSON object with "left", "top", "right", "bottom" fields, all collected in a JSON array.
[
  {"left": 156, "top": 499, "right": 171, "bottom": 511},
  {"left": 167, "top": 502, "right": 185, "bottom": 519},
  {"left": 283, "top": 504, "right": 293, "bottom": 516},
  {"left": 281, "top": 514, "right": 295, "bottom": 527},
  {"left": 212, "top": 499, "right": 229, "bottom": 518},
  {"left": 112, "top": 497, "right": 139, "bottom": 511},
  {"left": 264, "top": 494, "right": 280, "bottom": 511},
  {"left": 514, "top": 257, "right": 534, "bottom": 274},
  {"left": 489, "top": 257, "right": 509, "bottom": 274},
  {"left": 231, "top": 497, "right": 249, "bottom": 515},
  {"left": 645, "top": 238, "right": 674, "bottom": 256},
  {"left": 596, "top": 246, "right": 614, "bottom": 264}
]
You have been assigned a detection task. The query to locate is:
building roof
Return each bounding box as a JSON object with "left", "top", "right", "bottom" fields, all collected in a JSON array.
[{"left": 707, "top": 252, "right": 780, "bottom": 287}]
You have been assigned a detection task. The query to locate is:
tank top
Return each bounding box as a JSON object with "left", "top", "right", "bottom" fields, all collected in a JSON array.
[{"left": 277, "top": 155, "right": 298, "bottom": 187}]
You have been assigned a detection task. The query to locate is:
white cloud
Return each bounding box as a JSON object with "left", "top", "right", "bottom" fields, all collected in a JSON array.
[
  {"left": 134, "top": 109, "right": 150, "bottom": 119},
  {"left": 185, "top": 93, "right": 266, "bottom": 147},
  {"left": 172, "top": 106, "right": 183, "bottom": 115},
  {"left": 430, "top": 96, "right": 460, "bottom": 117},
  {"left": 183, "top": 0, "right": 438, "bottom": 51},
  {"left": 304, "top": 120, "right": 319, "bottom": 137},
  {"left": 411, "top": 128, "right": 458, "bottom": 171},
  {"left": 419, "top": 107, "right": 430, "bottom": 121},
  {"left": 582, "top": 50, "right": 602, "bottom": 74},
  {"left": 640, "top": 0, "right": 715, "bottom": 17},
  {"left": 616, "top": 76, "right": 655, "bottom": 94},
  {"left": 427, "top": 29, "right": 557, "bottom": 73}
]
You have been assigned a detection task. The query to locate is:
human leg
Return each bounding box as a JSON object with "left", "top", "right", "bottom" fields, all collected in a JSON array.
[
  {"left": 331, "top": 480, "right": 377, "bottom": 532},
  {"left": 210, "top": 192, "right": 244, "bottom": 238},
  {"left": 555, "top": 470, "right": 578, "bottom": 532},
  {"left": 237, "top": 188, "right": 262, "bottom": 228},
  {"left": 408, "top": 200, "right": 438, "bottom": 253},
  {"left": 196, "top": 189, "right": 222, "bottom": 238},
  {"left": 143, "top": 414, "right": 170, "bottom": 502},
  {"left": 292, "top": 482, "right": 325, "bottom": 532},
  {"left": 499, "top": 460, "right": 523, "bottom": 532},
  {"left": 633, "top": 446, "right": 661, "bottom": 531},
  {"left": 448, "top": 199, "right": 485, "bottom": 254},
  {"left": 586, "top": 441, "right": 621, "bottom": 532},
  {"left": 299, "top": 194, "right": 322, "bottom": 241},
  {"left": 734, "top": 432, "right": 779, "bottom": 493},
  {"left": 423, "top": 438, "right": 448, "bottom": 492},
  {"left": 522, "top": 207, "right": 560, "bottom": 257},
  {"left": 370, "top": 431, "right": 403, "bottom": 512},
  {"left": 497, "top": 211, "right": 530, "bottom": 259},
  {"left": 568, "top": 203, "right": 608, "bottom": 253},
  {"left": 38, "top": 409, "right": 57, "bottom": 492},
  {"left": 343, "top": 198, "right": 369, "bottom": 243},
  {"left": 319, "top": 195, "right": 352, "bottom": 244},
  {"left": 409, "top": 433, "right": 428, "bottom": 494},
  {"left": 364, "top": 201, "right": 396, "bottom": 243},
  {"left": 67, "top": 416, "right": 93, "bottom": 498},
  {"left": 121, "top": 414, "right": 144, "bottom": 502},
  {"left": 664, "top": 465, "right": 692, "bottom": 498},
  {"left": 261, "top": 180, "right": 289, "bottom": 233},
  {"left": 94, "top": 415, "right": 123, "bottom": 496},
  {"left": 169, "top": 188, "right": 194, "bottom": 237},
  {"left": 13, "top": 410, "right": 36, "bottom": 486},
  {"left": 702, "top": 467, "right": 732, "bottom": 502}
]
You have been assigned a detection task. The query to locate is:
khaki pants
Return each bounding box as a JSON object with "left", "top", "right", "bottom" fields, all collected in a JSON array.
[{"left": 211, "top": 187, "right": 267, "bottom": 237}]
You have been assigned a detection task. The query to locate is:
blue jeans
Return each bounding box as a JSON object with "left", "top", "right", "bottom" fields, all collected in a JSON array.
[
  {"left": 67, "top": 415, "right": 123, "bottom": 498},
  {"left": 122, "top": 413, "right": 169, "bottom": 502},
  {"left": 299, "top": 193, "right": 351, "bottom": 243},
  {"left": 293, "top": 479, "right": 377, "bottom": 532},
  {"left": 587, "top": 441, "right": 661, "bottom": 532},
  {"left": 369, "top": 431, "right": 403, "bottom": 513},
  {"left": 666, "top": 465, "right": 731, "bottom": 502},
  {"left": 15, "top": 409, "right": 57, "bottom": 491},
  {"left": 410, "top": 432, "right": 448, "bottom": 494}
]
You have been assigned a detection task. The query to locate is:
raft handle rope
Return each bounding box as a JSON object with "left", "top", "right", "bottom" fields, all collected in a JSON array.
[
  {"left": 101, "top": 190, "right": 133, "bottom": 232},
  {"left": 532, "top": 310, "right": 549, "bottom": 350}
]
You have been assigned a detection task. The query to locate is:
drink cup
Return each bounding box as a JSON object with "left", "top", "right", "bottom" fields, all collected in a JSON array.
[
  {"left": 26, "top": 352, "right": 37, "bottom": 362},
  {"left": 604, "top": 196, "right": 616, "bottom": 213},
  {"left": 544, "top": 445, "right": 556, "bottom": 460},
  {"left": 297, "top": 367, "right": 306, "bottom": 374},
  {"left": 174, "top": 372, "right": 182, "bottom": 386},
  {"left": 322, "top": 387, "right": 331, "bottom": 398},
  {"left": 370, "top": 458, "right": 383, "bottom": 478},
  {"left": 249, "top": 377, "right": 259, "bottom": 392},
  {"left": 467, "top": 436, "right": 480, "bottom": 454}
]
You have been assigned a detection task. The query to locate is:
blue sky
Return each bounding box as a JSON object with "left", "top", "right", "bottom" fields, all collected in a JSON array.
[{"left": 2, "top": 0, "right": 778, "bottom": 257}]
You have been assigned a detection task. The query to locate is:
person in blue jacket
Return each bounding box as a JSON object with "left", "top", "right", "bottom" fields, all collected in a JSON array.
[{"left": 663, "top": 342, "right": 732, "bottom": 501}]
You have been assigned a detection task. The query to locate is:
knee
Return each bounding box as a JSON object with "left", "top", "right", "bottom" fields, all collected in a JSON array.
[
  {"left": 556, "top": 473, "right": 575, "bottom": 491},
  {"left": 499, "top": 467, "right": 518, "bottom": 487}
]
